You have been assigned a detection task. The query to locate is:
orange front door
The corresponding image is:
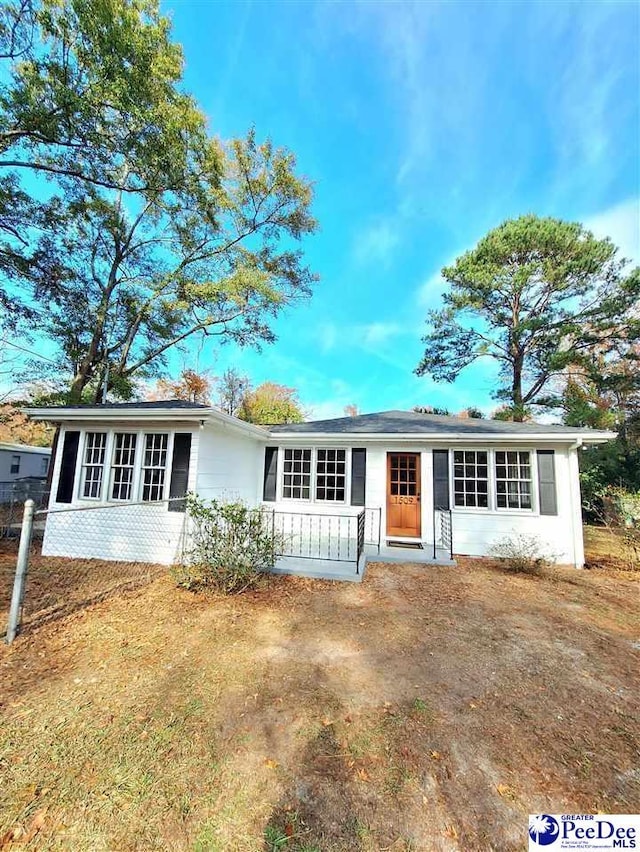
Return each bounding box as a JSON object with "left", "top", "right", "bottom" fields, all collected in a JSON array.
[{"left": 386, "top": 453, "right": 421, "bottom": 537}]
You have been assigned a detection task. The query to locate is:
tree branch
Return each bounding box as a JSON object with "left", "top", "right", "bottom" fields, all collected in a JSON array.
[
  {"left": 123, "top": 311, "right": 246, "bottom": 376},
  {"left": 0, "top": 159, "right": 146, "bottom": 193}
]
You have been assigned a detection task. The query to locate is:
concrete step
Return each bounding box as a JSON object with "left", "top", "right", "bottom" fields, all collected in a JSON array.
[
  {"left": 365, "top": 543, "right": 456, "bottom": 566},
  {"left": 269, "top": 555, "right": 365, "bottom": 582}
]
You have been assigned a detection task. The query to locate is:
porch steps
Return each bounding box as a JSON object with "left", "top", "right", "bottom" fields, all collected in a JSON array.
[
  {"left": 268, "top": 545, "right": 456, "bottom": 584},
  {"left": 365, "top": 543, "right": 456, "bottom": 566},
  {"left": 269, "top": 554, "right": 366, "bottom": 583}
]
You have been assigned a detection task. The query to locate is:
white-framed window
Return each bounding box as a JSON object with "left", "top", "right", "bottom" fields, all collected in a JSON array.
[
  {"left": 141, "top": 433, "right": 168, "bottom": 501},
  {"left": 10, "top": 455, "right": 20, "bottom": 474},
  {"left": 316, "top": 449, "right": 346, "bottom": 502},
  {"left": 280, "top": 448, "right": 349, "bottom": 503},
  {"left": 495, "top": 450, "right": 532, "bottom": 510},
  {"left": 81, "top": 432, "right": 107, "bottom": 499},
  {"left": 282, "top": 448, "right": 312, "bottom": 500},
  {"left": 110, "top": 433, "right": 137, "bottom": 501},
  {"left": 40, "top": 457, "right": 49, "bottom": 476},
  {"left": 453, "top": 450, "right": 489, "bottom": 508}
]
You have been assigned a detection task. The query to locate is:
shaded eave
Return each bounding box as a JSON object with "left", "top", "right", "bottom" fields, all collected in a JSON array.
[{"left": 24, "top": 406, "right": 270, "bottom": 441}]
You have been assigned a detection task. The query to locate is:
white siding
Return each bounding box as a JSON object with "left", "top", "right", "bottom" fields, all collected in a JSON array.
[
  {"left": 42, "top": 503, "right": 191, "bottom": 564},
  {"left": 363, "top": 445, "right": 436, "bottom": 546},
  {"left": 42, "top": 419, "right": 265, "bottom": 565},
  {"left": 264, "top": 441, "right": 585, "bottom": 567},
  {"left": 195, "top": 423, "right": 263, "bottom": 504},
  {"left": 42, "top": 423, "right": 200, "bottom": 565},
  {"left": 443, "top": 445, "right": 580, "bottom": 565},
  {"left": 42, "top": 423, "right": 586, "bottom": 569},
  {"left": 568, "top": 446, "right": 585, "bottom": 567}
]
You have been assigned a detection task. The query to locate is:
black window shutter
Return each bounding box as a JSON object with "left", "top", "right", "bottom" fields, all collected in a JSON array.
[
  {"left": 168, "top": 433, "right": 192, "bottom": 512},
  {"left": 56, "top": 430, "right": 80, "bottom": 504},
  {"left": 263, "top": 447, "right": 278, "bottom": 501},
  {"left": 537, "top": 450, "right": 557, "bottom": 516},
  {"left": 432, "top": 449, "right": 450, "bottom": 510},
  {"left": 350, "top": 448, "right": 367, "bottom": 506}
]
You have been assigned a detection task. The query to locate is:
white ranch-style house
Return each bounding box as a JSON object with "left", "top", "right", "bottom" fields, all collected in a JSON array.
[{"left": 27, "top": 402, "right": 614, "bottom": 580}]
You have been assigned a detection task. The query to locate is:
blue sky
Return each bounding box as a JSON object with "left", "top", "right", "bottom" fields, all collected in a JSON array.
[
  {"left": 10, "top": 0, "right": 639, "bottom": 417},
  {"left": 163, "top": 0, "right": 639, "bottom": 418}
]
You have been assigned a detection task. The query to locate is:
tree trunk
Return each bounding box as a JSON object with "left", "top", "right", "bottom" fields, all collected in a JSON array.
[
  {"left": 68, "top": 368, "right": 92, "bottom": 403},
  {"left": 510, "top": 295, "right": 525, "bottom": 422},
  {"left": 512, "top": 356, "right": 525, "bottom": 422}
]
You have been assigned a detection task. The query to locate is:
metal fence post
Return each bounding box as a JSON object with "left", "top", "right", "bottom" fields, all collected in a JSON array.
[
  {"left": 6, "top": 499, "right": 34, "bottom": 644},
  {"left": 433, "top": 506, "right": 437, "bottom": 559}
]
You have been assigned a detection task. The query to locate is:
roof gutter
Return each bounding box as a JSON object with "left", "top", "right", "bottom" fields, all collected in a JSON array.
[{"left": 269, "top": 431, "right": 616, "bottom": 445}]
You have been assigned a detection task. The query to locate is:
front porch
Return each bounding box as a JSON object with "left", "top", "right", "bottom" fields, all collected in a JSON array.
[{"left": 267, "top": 507, "right": 455, "bottom": 582}]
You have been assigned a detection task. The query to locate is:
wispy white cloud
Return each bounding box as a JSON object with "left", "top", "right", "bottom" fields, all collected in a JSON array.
[
  {"left": 358, "top": 2, "right": 487, "bottom": 192},
  {"left": 306, "top": 378, "right": 365, "bottom": 420},
  {"left": 354, "top": 0, "right": 636, "bottom": 224},
  {"left": 552, "top": 10, "right": 629, "bottom": 172},
  {"left": 585, "top": 197, "right": 640, "bottom": 265},
  {"left": 523, "top": 3, "right": 639, "bottom": 208},
  {"left": 416, "top": 270, "right": 448, "bottom": 311},
  {"left": 351, "top": 220, "right": 401, "bottom": 267},
  {"left": 315, "top": 322, "right": 338, "bottom": 354},
  {"left": 305, "top": 400, "right": 351, "bottom": 421},
  {"left": 414, "top": 243, "right": 472, "bottom": 310},
  {"left": 315, "top": 321, "right": 406, "bottom": 356},
  {"left": 305, "top": 378, "right": 368, "bottom": 421},
  {"left": 355, "top": 321, "right": 402, "bottom": 347}
]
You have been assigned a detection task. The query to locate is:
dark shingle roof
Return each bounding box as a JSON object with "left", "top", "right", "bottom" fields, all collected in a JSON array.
[{"left": 269, "top": 409, "right": 605, "bottom": 436}]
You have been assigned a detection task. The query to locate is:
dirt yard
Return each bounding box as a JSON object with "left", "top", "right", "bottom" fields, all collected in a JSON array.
[{"left": 0, "top": 551, "right": 638, "bottom": 851}]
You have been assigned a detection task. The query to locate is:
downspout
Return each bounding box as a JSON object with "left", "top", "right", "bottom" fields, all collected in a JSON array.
[{"left": 568, "top": 438, "right": 584, "bottom": 568}]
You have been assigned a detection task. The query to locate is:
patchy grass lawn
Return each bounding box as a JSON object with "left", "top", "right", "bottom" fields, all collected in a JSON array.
[
  {"left": 0, "top": 548, "right": 639, "bottom": 850},
  {"left": 584, "top": 524, "right": 638, "bottom": 570}
]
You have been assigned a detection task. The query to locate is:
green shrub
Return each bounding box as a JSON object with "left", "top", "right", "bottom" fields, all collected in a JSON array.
[
  {"left": 604, "top": 488, "right": 640, "bottom": 527},
  {"left": 172, "top": 495, "right": 282, "bottom": 593},
  {"left": 620, "top": 527, "right": 640, "bottom": 571},
  {"left": 489, "top": 533, "right": 556, "bottom": 575},
  {"left": 579, "top": 440, "right": 640, "bottom": 523},
  {"left": 604, "top": 488, "right": 640, "bottom": 570}
]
